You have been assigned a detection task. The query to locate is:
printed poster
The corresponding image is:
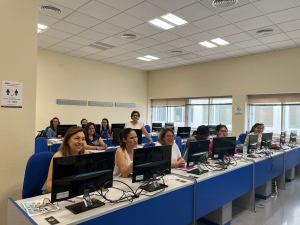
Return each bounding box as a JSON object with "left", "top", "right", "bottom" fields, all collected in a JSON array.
[
  {"left": 1, "top": 81, "right": 23, "bottom": 108},
  {"left": 235, "top": 105, "right": 242, "bottom": 115}
]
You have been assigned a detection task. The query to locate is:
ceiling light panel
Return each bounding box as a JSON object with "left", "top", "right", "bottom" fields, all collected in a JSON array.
[
  {"left": 211, "top": 38, "right": 229, "bottom": 45},
  {"left": 199, "top": 41, "right": 217, "bottom": 48},
  {"left": 137, "top": 57, "right": 153, "bottom": 61},
  {"left": 161, "top": 13, "right": 188, "bottom": 26},
  {"left": 144, "top": 55, "right": 160, "bottom": 60},
  {"left": 149, "top": 19, "right": 174, "bottom": 30},
  {"left": 38, "top": 24, "right": 48, "bottom": 29}
]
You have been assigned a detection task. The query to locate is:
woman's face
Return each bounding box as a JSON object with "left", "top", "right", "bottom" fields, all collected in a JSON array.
[
  {"left": 53, "top": 119, "right": 59, "bottom": 128},
  {"left": 68, "top": 131, "right": 85, "bottom": 153},
  {"left": 81, "top": 120, "right": 87, "bottom": 125},
  {"left": 254, "top": 125, "right": 262, "bottom": 134},
  {"left": 163, "top": 131, "right": 175, "bottom": 145},
  {"left": 102, "top": 120, "right": 107, "bottom": 127},
  {"left": 217, "top": 127, "right": 228, "bottom": 137},
  {"left": 131, "top": 113, "right": 139, "bottom": 121},
  {"left": 88, "top": 125, "right": 95, "bottom": 135},
  {"left": 123, "top": 131, "right": 138, "bottom": 148},
  {"left": 261, "top": 124, "right": 265, "bottom": 134}
]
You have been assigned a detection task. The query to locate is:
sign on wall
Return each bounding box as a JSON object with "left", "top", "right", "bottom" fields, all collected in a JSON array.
[
  {"left": 235, "top": 105, "right": 242, "bottom": 115},
  {"left": 1, "top": 81, "right": 23, "bottom": 108}
]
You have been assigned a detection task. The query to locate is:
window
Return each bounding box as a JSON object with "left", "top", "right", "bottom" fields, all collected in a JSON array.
[
  {"left": 283, "top": 104, "right": 300, "bottom": 131},
  {"left": 152, "top": 107, "right": 167, "bottom": 123},
  {"left": 151, "top": 106, "right": 185, "bottom": 127}
]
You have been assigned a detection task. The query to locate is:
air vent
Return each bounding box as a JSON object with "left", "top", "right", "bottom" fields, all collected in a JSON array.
[
  {"left": 88, "top": 44, "right": 108, "bottom": 51},
  {"left": 170, "top": 50, "right": 183, "bottom": 56},
  {"left": 212, "top": 0, "right": 238, "bottom": 8},
  {"left": 121, "top": 33, "right": 138, "bottom": 40},
  {"left": 88, "top": 42, "right": 115, "bottom": 51},
  {"left": 256, "top": 29, "right": 274, "bottom": 36},
  {"left": 94, "top": 42, "right": 115, "bottom": 49},
  {"left": 39, "top": 5, "right": 62, "bottom": 15}
]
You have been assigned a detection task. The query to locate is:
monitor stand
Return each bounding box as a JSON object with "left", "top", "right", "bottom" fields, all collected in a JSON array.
[
  {"left": 141, "top": 174, "right": 168, "bottom": 192},
  {"left": 188, "top": 162, "right": 208, "bottom": 175}
]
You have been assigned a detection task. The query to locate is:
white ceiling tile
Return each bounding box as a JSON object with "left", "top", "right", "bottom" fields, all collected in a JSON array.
[
  {"left": 39, "top": 1, "right": 74, "bottom": 19},
  {"left": 116, "top": 60, "right": 137, "bottom": 66},
  {"left": 267, "top": 40, "right": 298, "bottom": 50},
  {"left": 96, "top": 0, "right": 144, "bottom": 11},
  {"left": 78, "top": 30, "right": 109, "bottom": 41},
  {"left": 234, "top": 16, "right": 273, "bottom": 32},
  {"left": 130, "top": 23, "right": 163, "bottom": 36},
  {"left": 52, "top": 21, "right": 86, "bottom": 35},
  {"left": 56, "top": 41, "right": 83, "bottom": 49},
  {"left": 46, "top": 45, "right": 72, "bottom": 54},
  {"left": 78, "top": 1, "right": 120, "bottom": 21},
  {"left": 179, "top": 53, "right": 199, "bottom": 60},
  {"left": 286, "top": 30, "right": 300, "bottom": 39},
  {"left": 113, "top": 30, "right": 145, "bottom": 42},
  {"left": 165, "top": 56, "right": 183, "bottom": 62},
  {"left": 152, "top": 52, "right": 172, "bottom": 58},
  {"left": 189, "top": 57, "right": 210, "bottom": 63},
  {"left": 252, "top": 0, "right": 300, "bottom": 14},
  {"left": 208, "top": 25, "right": 243, "bottom": 37},
  {"left": 136, "top": 48, "right": 159, "bottom": 55},
  {"left": 164, "top": 49, "right": 190, "bottom": 55},
  {"left": 97, "top": 51, "right": 119, "bottom": 57},
  {"left": 112, "top": 55, "right": 133, "bottom": 61},
  {"left": 46, "top": 0, "right": 90, "bottom": 10},
  {"left": 41, "top": 28, "right": 73, "bottom": 40},
  {"left": 151, "top": 32, "right": 181, "bottom": 42},
  {"left": 91, "top": 22, "right": 125, "bottom": 36},
  {"left": 38, "top": 14, "right": 59, "bottom": 27},
  {"left": 185, "top": 32, "right": 217, "bottom": 43},
  {"left": 119, "top": 42, "right": 144, "bottom": 51},
  {"left": 200, "top": 0, "right": 251, "bottom": 13},
  {"left": 195, "top": 49, "right": 218, "bottom": 56},
  {"left": 38, "top": 41, "right": 53, "bottom": 49},
  {"left": 102, "top": 58, "right": 123, "bottom": 63},
  {"left": 234, "top": 39, "right": 262, "bottom": 48},
  {"left": 125, "top": 52, "right": 144, "bottom": 58},
  {"left": 169, "top": 24, "right": 203, "bottom": 37},
  {"left": 206, "top": 53, "right": 228, "bottom": 60},
  {"left": 125, "top": 2, "right": 167, "bottom": 21},
  {"left": 247, "top": 25, "right": 283, "bottom": 38},
  {"left": 223, "top": 33, "right": 253, "bottom": 44},
  {"left": 277, "top": 20, "right": 300, "bottom": 33},
  {"left": 192, "top": 15, "right": 231, "bottom": 31},
  {"left": 243, "top": 45, "right": 273, "bottom": 54},
  {"left": 124, "top": 58, "right": 144, "bottom": 64},
  {"left": 151, "top": 43, "right": 176, "bottom": 52},
  {"left": 100, "top": 37, "right": 128, "bottom": 46},
  {"left": 181, "top": 44, "right": 207, "bottom": 52},
  {"left": 258, "top": 33, "right": 290, "bottom": 44},
  {"left": 63, "top": 12, "right": 102, "bottom": 28},
  {"left": 38, "top": 34, "right": 62, "bottom": 44},
  {"left": 84, "top": 54, "right": 106, "bottom": 61},
  {"left": 219, "top": 4, "right": 263, "bottom": 23},
  {"left": 77, "top": 46, "right": 102, "bottom": 54},
  {"left": 168, "top": 38, "right": 195, "bottom": 48},
  {"left": 224, "top": 49, "right": 249, "bottom": 57},
  {"left": 67, "top": 36, "right": 95, "bottom": 45},
  {"left": 66, "top": 50, "right": 91, "bottom": 57},
  {"left": 108, "top": 47, "right": 132, "bottom": 54},
  {"left": 267, "top": 7, "right": 300, "bottom": 24},
  {"left": 293, "top": 38, "right": 300, "bottom": 45},
  {"left": 147, "top": 0, "right": 196, "bottom": 12},
  {"left": 134, "top": 37, "right": 161, "bottom": 47},
  {"left": 106, "top": 13, "right": 144, "bottom": 29},
  {"left": 173, "top": 3, "right": 215, "bottom": 22},
  {"left": 213, "top": 45, "right": 239, "bottom": 53}
]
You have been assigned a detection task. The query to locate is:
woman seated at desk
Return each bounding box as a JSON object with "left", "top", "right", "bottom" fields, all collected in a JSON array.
[
  {"left": 81, "top": 118, "right": 88, "bottom": 127},
  {"left": 42, "top": 126, "right": 89, "bottom": 192},
  {"left": 183, "top": 125, "right": 209, "bottom": 160},
  {"left": 100, "top": 118, "right": 111, "bottom": 138},
  {"left": 156, "top": 128, "right": 185, "bottom": 168},
  {"left": 83, "top": 122, "right": 107, "bottom": 150},
  {"left": 46, "top": 117, "right": 60, "bottom": 139},
  {"left": 244, "top": 123, "right": 262, "bottom": 146},
  {"left": 261, "top": 123, "right": 265, "bottom": 134},
  {"left": 114, "top": 128, "right": 137, "bottom": 178},
  {"left": 125, "top": 110, "right": 153, "bottom": 143}
]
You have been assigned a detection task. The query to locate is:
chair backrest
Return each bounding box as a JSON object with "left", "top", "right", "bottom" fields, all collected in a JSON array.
[
  {"left": 22, "top": 151, "right": 54, "bottom": 199},
  {"left": 35, "top": 137, "right": 48, "bottom": 154},
  {"left": 105, "top": 148, "right": 118, "bottom": 168},
  {"left": 145, "top": 125, "right": 151, "bottom": 133},
  {"left": 245, "top": 131, "right": 249, "bottom": 135},
  {"left": 45, "top": 126, "right": 50, "bottom": 133},
  {"left": 236, "top": 140, "right": 241, "bottom": 147},
  {"left": 238, "top": 133, "right": 247, "bottom": 144},
  {"left": 143, "top": 142, "right": 156, "bottom": 148},
  {"left": 52, "top": 143, "right": 61, "bottom": 154},
  {"left": 176, "top": 136, "right": 183, "bottom": 152}
]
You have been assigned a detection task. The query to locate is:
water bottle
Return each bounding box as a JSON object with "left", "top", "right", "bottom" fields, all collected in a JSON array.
[{"left": 243, "top": 144, "right": 247, "bottom": 159}]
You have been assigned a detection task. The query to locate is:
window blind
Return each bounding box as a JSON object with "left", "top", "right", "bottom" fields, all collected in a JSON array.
[
  {"left": 248, "top": 93, "right": 300, "bottom": 106},
  {"left": 151, "top": 98, "right": 187, "bottom": 107}
]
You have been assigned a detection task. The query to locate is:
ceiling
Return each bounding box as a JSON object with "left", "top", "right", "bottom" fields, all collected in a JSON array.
[{"left": 38, "top": 0, "right": 300, "bottom": 71}]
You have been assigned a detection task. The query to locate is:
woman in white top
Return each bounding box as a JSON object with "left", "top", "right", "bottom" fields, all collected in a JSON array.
[
  {"left": 156, "top": 128, "right": 185, "bottom": 168},
  {"left": 113, "top": 128, "right": 138, "bottom": 178},
  {"left": 125, "top": 110, "right": 153, "bottom": 143}
]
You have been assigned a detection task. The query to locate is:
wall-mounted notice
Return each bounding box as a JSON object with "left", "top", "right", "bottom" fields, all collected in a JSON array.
[
  {"left": 235, "top": 105, "right": 242, "bottom": 115},
  {"left": 1, "top": 81, "right": 23, "bottom": 108}
]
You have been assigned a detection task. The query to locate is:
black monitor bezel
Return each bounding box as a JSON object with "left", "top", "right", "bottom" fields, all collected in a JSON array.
[
  {"left": 152, "top": 123, "right": 162, "bottom": 132},
  {"left": 280, "top": 131, "right": 286, "bottom": 145},
  {"left": 211, "top": 137, "right": 236, "bottom": 160},
  {"left": 290, "top": 130, "right": 298, "bottom": 143},
  {"left": 248, "top": 134, "right": 259, "bottom": 152},
  {"left": 261, "top": 132, "right": 273, "bottom": 149},
  {"left": 164, "top": 122, "right": 175, "bottom": 130},
  {"left": 111, "top": 124, "right": 125, "bottom": 133},
  {"left": 56, "top": 125, "right": 77, "bottom": 137},
  {"left": 177, "top": 127, "right": 191, "bottom": 139},
  {"left": 186, "top": 140, "right": 210, "bottom": 167},
  {"left": 112, "top": 128, "right": 123, "bottom": 145},
  {"left": 133, "top": 129, "right": 143, "bottom": 145}
]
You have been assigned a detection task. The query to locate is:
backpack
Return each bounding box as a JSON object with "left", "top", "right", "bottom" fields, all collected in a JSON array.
[{"left": 36, "top": 130, "right": 46, "bottom": 139}]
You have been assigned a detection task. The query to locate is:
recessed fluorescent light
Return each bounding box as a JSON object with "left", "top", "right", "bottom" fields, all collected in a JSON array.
[
  {"left": 149, "top": 19, "right": 174, "bottom": 30},
  {"left": 38, "top": 24, "right": 48, "bottom": 30},
  {"left": 161, "top": 13, "right": 188, "bottom": 26},
  {"left": 137, "top": 57, "right": 152, "bottom": 61},
  {"left": 211, "top": 38, "right": 229, "bottom": 46},
  {"left": 199, "top": 41, "right": 217, "bottom": 48},
  {"left": 37, "top": 29, "right": 42, "bottom": 33},
  {"left": 144, "top": 55, "right": 160, "bottom": 60}
]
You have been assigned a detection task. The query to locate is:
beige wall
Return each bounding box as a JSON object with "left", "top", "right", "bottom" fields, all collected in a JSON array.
[
  {"left": 36, "top": 50, "right": 148, "bottom": 132},
  {"left": 0, "top": 0, "right": 38, "bottom": 224},
  {"left": 148, "top": 47, "right": 300, "bottom": 137}
]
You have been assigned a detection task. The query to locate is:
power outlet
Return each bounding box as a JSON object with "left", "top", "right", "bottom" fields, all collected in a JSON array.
[
  {"left": 115, "top": 103, "right": 136, "bottom": 108},
  {"left": 57, "top": 99, "right": 87, "bottom": 106},
  {"left": 88, "top": 101, "right": 114, "bottom": 107}
]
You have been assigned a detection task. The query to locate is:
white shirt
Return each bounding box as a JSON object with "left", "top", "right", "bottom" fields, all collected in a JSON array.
[
  {"left": 156, "top": 142, "right": 181, "bottom": 164},
  {"left": 125, "top": 121, "right": 144, "bottom": 129},
  {"left": 113, "top": 149, "right": 132, "bottom": 178}
]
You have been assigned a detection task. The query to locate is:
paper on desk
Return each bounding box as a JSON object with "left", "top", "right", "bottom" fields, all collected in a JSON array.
[
  {"left": 165, "top": 175, "right": 179, "bottom": 180},
  {"left": 22, "top": 198, "right": 59, "bottom": 217}
]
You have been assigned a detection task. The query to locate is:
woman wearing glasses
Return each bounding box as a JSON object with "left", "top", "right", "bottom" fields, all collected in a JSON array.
[
  {"left": 156, "top": 128, "right": 185, "bottom": 168},
  {"left": 125, "top": 110, "right": 153, "bottom": 143},
  {"left": 83, "top": 122, "right": 107, "bottom": 150}
]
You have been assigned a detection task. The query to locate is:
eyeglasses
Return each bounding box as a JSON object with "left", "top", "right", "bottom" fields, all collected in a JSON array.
[
  {"left": 132, "top": 115, "right": 139, "bottom": 117},
  {"left": 165, "top": 135, "right": 175, "bottom": 138},
  {"left": 219, "top": 130, "right": 228, "bottom": 133}
]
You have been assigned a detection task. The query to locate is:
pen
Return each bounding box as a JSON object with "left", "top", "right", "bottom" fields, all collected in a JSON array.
[{"left": 65, "top": 199, "right": 75, "bottom": 203}]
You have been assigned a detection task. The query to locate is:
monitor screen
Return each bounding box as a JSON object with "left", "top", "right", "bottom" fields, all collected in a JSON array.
[
  {"left": 164, "top": 122, "right": 174, "bottom": 130},
  {"left": 177, "top": 127, "right": 191, "bottom": 139},
  {"left": 94, "top": 124, "right": 101, "bottom": 135},
  {"left": 290, "top": 130, "right": 297, "bottom": 143},
  {"left": 132, "top": 145, "right": 172, "bottom": 183},
  {"left": 261, "top": 132, "right": 273, "bottom": 149},
  {"left": 133, "top": 129, "right": 142, "bottom": 145},
  {"left": 112, "top": 128, "right": 123, "bottom": 145},
  {"left": 56, "top": 125, "right": 77, "bottom": 138},
  {"left": 208, "top": 125, "right": 217, "bottom": 135},
  {"left": 280, "top": 131, "right": 286, "bottom": 145},
  {"left": 211, "top": 137, "right": 236, "bottom": 160},
  {"left": 152, "top": 123, "right": 162, "bottom": 132},
  {"left": 187, "top": 140, "right": 210, "bottom": 167},
  {"left": 51, "top": 151, "right": 114, "bottom": 203},
  {"left": 248, "top": 134, "right": 259, "bottom": 151},
  {"left": 111, "top": 124, "right": 125, "bottom": 133}
]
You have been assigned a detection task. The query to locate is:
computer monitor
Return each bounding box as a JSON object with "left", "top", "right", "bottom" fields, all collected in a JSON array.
[
  {"left": 290, "top": 130, "right": 297, "bottom": 143},
  {"left": 111, "top": 124, "right": 125, "bottom": 133},
  {"left": 261, "top": 132, "right": 273, "bottom": 149},
  {"left": 164, "top": 122, "right": 174, "bottom": 130},
  {"left": 94, "top": 124, "right": 101, "bottom": 135},
  {"left": 208, "top": 125, "right": 217, "bottom": 136},
  {"left": 280, "top": 131, "right": 286, "bottom": 145},
  {"left": 132, "top": 145, "right": 172, "bottom": 192},
  {"left": 177, "top": 127, "right": 191, "bottom": 139},
  {"left": 112, "top": 128, "right": 123, "bottom": 145},
  {"left": 51, "top": 152, "right": 114, "bottom": 213},
  {"left": 248, "top": 134, "right": 259, "bottom": 153},
  {"left": 133, "top": 129, "right": 142, "bottom": 145},
  {"left": 152, "top": 123, "right": 162, "bottom": 132},
  {"left": 211, "top": 137, "right": 236, "bottom": 160},
  {"left": 56, "top": 125, "right": 77, "bottom": 137},
  {"left": 82, "top": 124, "right": 86, "bottom": 129},
  {"left": 186, "top": 140, "right": 210, "bottom": 168}
]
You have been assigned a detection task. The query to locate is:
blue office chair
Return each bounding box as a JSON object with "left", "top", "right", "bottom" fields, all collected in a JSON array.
[
  {"left": 22, "top": 151, "right": 54, "bottom": 199},
  {"left": 143, "top": 142, "right": 156, "bottom": 148},
  {"left": 245, "top": 131, "right": 249, "bottom": 135},
  {"left": 106, "top": 148, "right": 118, "bottom": 168},
  {"left": 236, "top": 140, "right": 241, "bottom": 147},
  {"left": 238, "top": 133, "right": 247, "bottom": 144},
  {"left": 145, "top": 125, "right": 151, "bottom": 133},
  {"left": 175, "top": 136, "right": 183, "bottom": 153},
  {"left": 52, "top": 143, "right": 61, "bottom": 154},
  {"left": 35, "top": 137, "right": 48, "bottom": 154},
  {"left": 45, "top": 126, "right": 50, "bottom": 133}
]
